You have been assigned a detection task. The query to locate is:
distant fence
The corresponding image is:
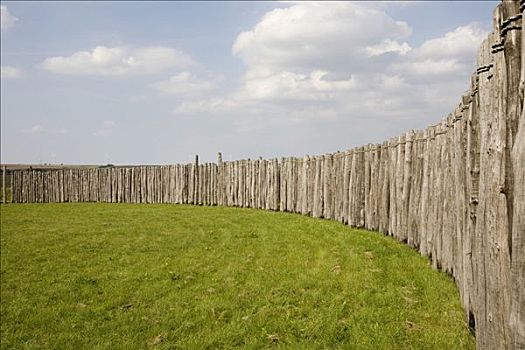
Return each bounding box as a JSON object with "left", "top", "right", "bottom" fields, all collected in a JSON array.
[{"left": 5, "top": 1, "right": 524, "bottom": 349}]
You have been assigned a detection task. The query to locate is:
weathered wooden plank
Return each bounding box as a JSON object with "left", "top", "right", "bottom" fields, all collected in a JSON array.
[
  {"left": 508, "top": 2, "right": 525, "bottom": 348},
  {"left": 3, "top": 166, "right": 6, "bottom": 204}
]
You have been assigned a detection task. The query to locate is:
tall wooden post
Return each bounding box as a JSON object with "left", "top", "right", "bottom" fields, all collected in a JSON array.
[
  {"left": 10, "top": 168, "right": 13, "bottom": 203},
  {"left": 217, "top": 153, "right": 223, "bottom": 206},
  {"left": 2, "top": 166, "right": 5, "bottom": 204},
  {"left": 194, "top": 154, "right": 199, "bottom": 204}
]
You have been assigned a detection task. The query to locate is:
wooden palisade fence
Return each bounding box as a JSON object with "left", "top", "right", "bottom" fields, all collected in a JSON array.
[{"left": 6, "top": 1, "right": 524, "bottom": 349}]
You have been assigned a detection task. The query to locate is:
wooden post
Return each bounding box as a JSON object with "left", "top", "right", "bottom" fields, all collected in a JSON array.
[
  {"left": 508, "top": 1, "right": 525, "bottom": 348},
  {"left": 2, "top": 166, "right": 6, "bottom": 204},
  {"left": 193, "top": 154, "right": 199, "bottom": 204},
  {"left": 10, "top": 168, "right": 14, "bottom": 203}
]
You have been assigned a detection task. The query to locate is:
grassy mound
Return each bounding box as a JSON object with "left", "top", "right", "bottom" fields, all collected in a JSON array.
[{"left": 0, "top": 204, "right": 474, "bottom": 349}]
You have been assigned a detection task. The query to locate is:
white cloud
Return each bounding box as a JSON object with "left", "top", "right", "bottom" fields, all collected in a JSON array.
[
  {"left": 93, "top": 120, "right": 116, "bottom": 137},
  {"left": 233, "top": 2, "right": 411, "bottom": 72},
  {"left": 1, "top": 66, "right": 20, "bottom": 79},
  {"left": 152, "top": 72, "right": 216, "bottom": 97},
  {"left": 22, "top": 125, "right": 44, "bottom": 134},
  {"left": 392, "top": 58, "right": 465, "bottom": 77},
  {"left": 390, "top": 23, "right": 487, "bottom": 79},
  {"left": 365, "top": 39, "right": 411, "bottom": 57},
  {"left": 231, "top": 2, "right": 412, "bottom": 104},
  {"left": 288, "top": 107, "right": 339, "bottom": 123},
  {"left": 168, "top": 2, "right": 488, "bottom": 143},
  {"left": 1, "top": 6, "right": 18, "bottom": 29},
  {"left": 379, "top": 74, "right": 406, "bottom": 90},
  {"left": 174, "top": 98, "right": 239, "bottom": 114},
  {"left": 242, "top": 70, "right": 357, "bottom": 101},
  {"left": 415, "top": 24, "right": 487, "bottom": 60},
  {"left": 222, "top": 1, "right": 488, "bottom": 128},
  {"left": 42, "top": 46, "right": 194, "bottom": 76},
  {"left": 20, "top": 125, "right": 69, "bottom": 135}
]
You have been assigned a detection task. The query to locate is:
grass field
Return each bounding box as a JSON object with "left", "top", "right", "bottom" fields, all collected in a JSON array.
[{"left": 0, "top": 204, "right": 475, "bottom": 349}]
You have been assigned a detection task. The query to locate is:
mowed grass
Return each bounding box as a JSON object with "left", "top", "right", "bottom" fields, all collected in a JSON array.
[{"left": 0, "top": 204, "right": 474, "bottom": 349}]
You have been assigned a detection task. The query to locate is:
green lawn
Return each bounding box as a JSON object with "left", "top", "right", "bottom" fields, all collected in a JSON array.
[{"left": 0, "top": 204, "right": 474, "bottom": 349}]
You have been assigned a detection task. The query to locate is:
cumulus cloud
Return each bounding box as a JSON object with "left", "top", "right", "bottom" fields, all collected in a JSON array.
[
  {"left": 42, "top": 46, "right": 194, "bottom": 76},
  {"left": 233, "top": 2, "right": 411, "bottom": 74},
  {"left": 215, "top": 2, "right": 487, "bottom": 129},
  {"left": 1, "top": 66, "right": 20, "bottom": 79},
  {"left": 241, "top": 70, "right": 357, "bottom": 101},
  {"left": 168, "top": 1, "right": 488, "bottom": 144},
  {"left": 152, "top": 72, "right": 216, "bottom": 97},
  {"left": 415, "top": 24, "right": 487, "bottom": 60},
  {"left": 392, "top": 58, "right": 465, "bottom": 77},
  {"left": 365, "top": 39, "right": 412, "bottom": 57},
  {"left": 391, "top": 24, "right": 488, "bottom": 79},
  {"left": 230, "top": 2, "right": 413, "bottom": 104},
  {"left": 1, "top": 5, "right": 18, "bottom": 29}
]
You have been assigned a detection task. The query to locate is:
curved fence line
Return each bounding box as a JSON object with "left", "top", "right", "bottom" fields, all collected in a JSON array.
[{"left": 6, "top": 1, "right": 524, "bottom": 349}]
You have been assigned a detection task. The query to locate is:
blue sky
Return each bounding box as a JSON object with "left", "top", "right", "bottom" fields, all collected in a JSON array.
[{"left": 1, "top": 1, "right": 498, "bottom": 164}]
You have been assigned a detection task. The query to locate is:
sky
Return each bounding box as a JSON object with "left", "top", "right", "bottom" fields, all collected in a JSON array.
[{"left": 1, "top": 1, "right": 498, "bottom": 165}]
